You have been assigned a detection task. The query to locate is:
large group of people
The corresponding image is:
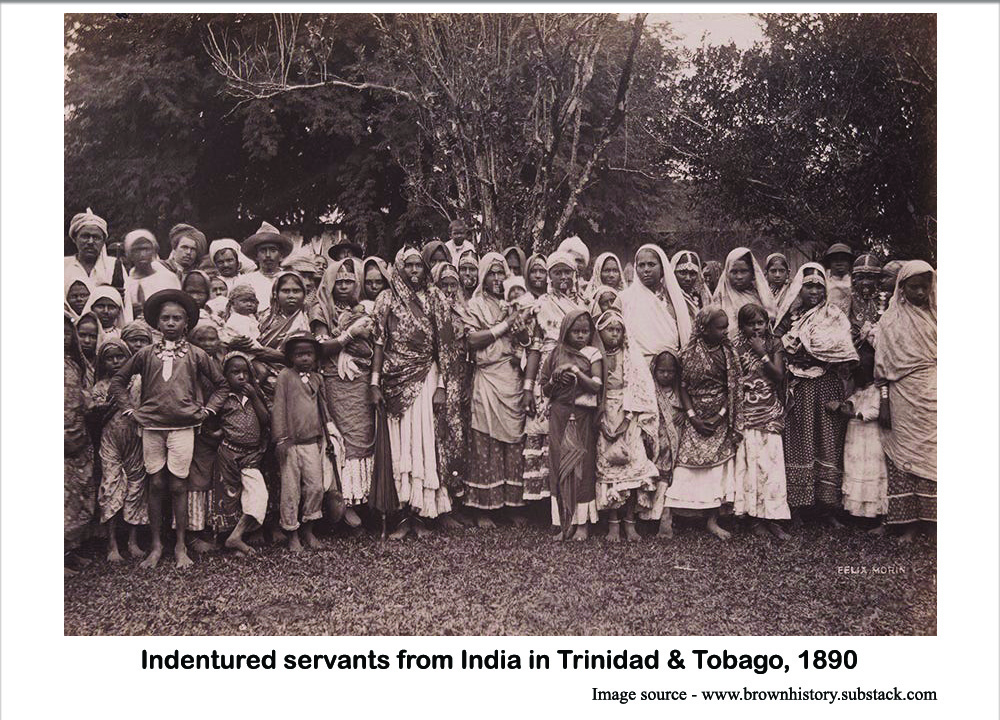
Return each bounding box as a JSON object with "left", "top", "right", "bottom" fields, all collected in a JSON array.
[{"left": 64, "top": 210, "right": 937, "bottom": 572}]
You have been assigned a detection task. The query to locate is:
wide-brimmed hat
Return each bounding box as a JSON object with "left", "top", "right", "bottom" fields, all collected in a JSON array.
[
  {"left": 823, "top": 242, "right": 854, "bottom": 260},
  {"left": 143, "top": 289, "right": 199, "bottom": 330},
  {"left": 327, "top": 240, "right": 365, "bottom": 260},
  {"left": 281, "top": 330, "right": 322, "bottom": 361},
  {"left": 242, "top": 221, "right": 293, "bottom": 259}
]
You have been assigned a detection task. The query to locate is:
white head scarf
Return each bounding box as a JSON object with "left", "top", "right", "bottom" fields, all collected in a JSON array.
[
  {"left": 713, "top": 247, "right": 778, "bottom": 339},
  {"left": 620, "top": 243, "right": 692, "bottom": 357}
]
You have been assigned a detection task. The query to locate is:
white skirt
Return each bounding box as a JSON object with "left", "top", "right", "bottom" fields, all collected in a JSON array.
[
  {"left": 842, "top": 419, "right": 888, "bottom": 517},
  {"left": 388, "top": 365, "right": 452, "bottom": 519},
  {"left": 734, "top": 429, "right": 790, "bottom": 520},
  {"left": 664, "top": 458, "right": 735, "bottom": 510}
]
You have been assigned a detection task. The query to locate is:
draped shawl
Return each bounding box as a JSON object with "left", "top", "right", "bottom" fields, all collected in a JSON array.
[{"left": 620, "top": 243, "right": 691, "bottom": 358}]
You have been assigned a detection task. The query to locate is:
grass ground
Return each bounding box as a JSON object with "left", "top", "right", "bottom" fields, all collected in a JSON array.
[{"left": 65, "top": 512, "right": 935, "bottom": 636}]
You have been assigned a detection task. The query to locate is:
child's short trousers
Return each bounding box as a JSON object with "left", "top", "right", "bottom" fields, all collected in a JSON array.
[{"left": 142, "top": 428, "right": 196, "bottom": 477}]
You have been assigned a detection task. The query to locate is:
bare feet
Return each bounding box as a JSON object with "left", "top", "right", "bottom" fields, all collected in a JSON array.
[
  {"left": 476, "top": 514, "right": 496, "bottom": 530},
  {"left": 107, "top": 546, "right": 125, "bottom": 564},
  {"left": 224, "top": 535, "right": 256, "bottom": 555},
  {"left": 826, "top": 514, "right": 845, "bottom": 530},
  {"left": 343, "top": 507, "right": 362, "bottom": 528},
  {"left": 606, "top": 520, "right": 621, "bottom": 542},
  {"left": 439, "top": 514, "right": 464, "bottom": 531},
  {"left": 897, "top": 524, "right": 917, "bottom": 544},
  {"left": 128, "top": 537, "right": 145, "bottom": 559},
  {"left": 509, "top": 511, "right": 529, "bottom": 528},
  {"left": 268, "top": 525, "right": 286, "bottom": 545},
  {"left": 175, "top": 545, "right": 195, "bottom": 568},
  {"left": 139, "top": 545, "right": 163, "bottom": 569},
  {"left": 767, "top": 521, "right": 791, "bottom": 541},
  {"left": 623, "top": 520, "right": 641, "bottom": 542},
  {"left": 867, "top": 523, "right": 886, "bottom": 536},
  {"left": 656, "top": 513, "right": 674, "bottom": 539},
  {"left": 412, "top": 519, "right": 432, "bottom": 539},
  {"left": 302, "top": 525, "right": 323, "bottom": 550},
  {"left": 288, "top": 531, "right": 304, "bottom": 553},
  {"left": 388, "top": 517, "right": 411, "bottom": 541},
  {"left": 451, "top": 509, "right": 475, "bottom": 526},
  {"left": 189, "top": 537, "right": 216, "bottom": 554},
  {"left": 573, "top": 524, "right": 589, "bottom": 541},
  {"left": 706, "top": 515, "right": 732, "bottom": 541},
  {"left": 751, "top": 521, "right": 771, "bottom": 540},
  {"left": 64, "top": 566, "right": 79, "bottom": 577}
]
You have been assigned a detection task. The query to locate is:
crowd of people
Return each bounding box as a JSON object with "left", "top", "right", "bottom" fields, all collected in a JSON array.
[{"left": 64, "top": 210, "right": 937, "bottom": 572}]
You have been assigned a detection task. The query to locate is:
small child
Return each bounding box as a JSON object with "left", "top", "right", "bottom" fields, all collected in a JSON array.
[
  {"left": 593, "top": 309, "right": 659, "bottom": 542},
  {"left": 206, "top": 277, "right": 230, "bottom": 317},
  {"left": 109, "top": 289, "right": 228, "bottom": 569},
  {"left": 211, "top": 352, "right": 270, "bottom": 554},
  {"left": 273, "top": 331, "right": 330, "bottom": 552},
  {"left": 588, "top": 286, "right": 621, "bottom": 318},
  {"left": 92, "top": 338, "right": 147, "bottom": 562},
  {"left": 540, "top": 309, "right": 603, "bottom": 541},
  {"left": 190, "top": 321, "right": 224, "bottom": 364},
  {"left": 639, "top": 350, "right": 682, "bottom": 538},
  {"left": 221, "top": 284, "right": 264, "bottom": 347},
  {"left": 832, "top": 356, "right": 888, "bottom": 530}
]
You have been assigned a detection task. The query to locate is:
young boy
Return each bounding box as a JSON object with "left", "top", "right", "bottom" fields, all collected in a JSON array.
[
  {"left": 109, "top": 289, "right": 228, "bottom": 569},
  {"left": 272, "top": 331, "right": 329, "bottom": 552},
  {"left": 214, "top": 352, "right": 270, "bottom": 554}
]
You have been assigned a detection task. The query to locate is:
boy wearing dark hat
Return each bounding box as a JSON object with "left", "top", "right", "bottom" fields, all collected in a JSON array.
[
  {"left": 109, "top": 289, "right": 229, "bottom": 569},
  {"left": 822, "top": 242, "right": 855, "bottom": 315},
  {"left": 272, "top": 331, "right": 329, "bottom": 552}
]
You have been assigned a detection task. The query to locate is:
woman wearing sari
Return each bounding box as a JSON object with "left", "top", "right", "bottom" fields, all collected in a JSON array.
[
  {"left": 667, "top": 307, "right": 742, "bottom": 541},
  {"left": 458, "top": 249, "right": 480, "bottom": 304},
  {"left": 464, "top": 253, "right": 531, "bottom": 527},
  {"left": 311, "top": 257, "right": 377, "bottom": 521},
  {"left": 370, "top": 247, "right": 455, "bottom": 539},
  {"left": 521, "top": 252, "right": 585, "bottom": 507},
  {"left": 776, "top": 263, "right": 858, "bottom": 523},
  {"left": 587, "top": 252, "right": 626, "bottom": 305},
  {"left": 540, "top": 308, "right": 604, "bottom": 540},
  {"left": 525, "top": 253, "right": 549, "bottom": 299},
  {"left": 875, "top": 260, "right": 936, "bottom": 542},
  {"left": 430, "top": 260, "right": 475, "bottom": 527},
  {"left": 361, "top": 256, "right": 391, "bottom": 312},
  {"left": 765, "top": 253, "right": 792, "bottom": 307},
  {"left": 502, "top": 245, "right": 527, "bottom": 277},
  {"left": 713, "top": 247, "right": 778, "bottom": 341},
  {"left": 671, "top": 250, "right": 713, "bottom": 323},
  {"left": 80, "top": 284, "right": 130, "bottom": 338},
  {"left": 65, "top": 271, "right": 96, "bottom": 321},
  {"left": 620, "top": 243, "right": 691, "bottom": 362}
]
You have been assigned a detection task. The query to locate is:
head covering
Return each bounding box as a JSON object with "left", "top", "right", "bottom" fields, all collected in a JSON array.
[
  {"left": 776, "top": 261, "right": 824, "bottom": 322},
  {"left": 227, "top": 283, "right": 258, "bottom": 307},
  {"left": 64, "top": 311, "right": 87, "bottom": 380},
  {"left": 556, "top": 236, "right": 590, "bottom": 267},
  {"left": 182, "top": 268, "right": 213, "bottom": 294},
  {"left": 852, "top": 253, "right": 883, "bottom": 275},
  {"left": 823, "top": 242, "right": 854, "bottom": 259},
  {"left": 670, "top": 249, "right": 712, "bottom": 307},
  {"left": 876, "top": 260, "right": 936, "bottom": 377},
  {"left": 458, "top": 248, "right": 479, "bottom": 270},
  {"left": 327, "top": 240, "right": 365, "bottom": 260},
  {"left": 702, "top": 260, "right": 723, "bottom": 293},
  {"left": 472, "top": 252, "right": 510, "bottom": 299},
  {"left": 143, "top": 288, "right": 199, "bottom": 331},
  {"left": 882, "top": 259, "right": 904, "bottom": 281},
  {"left": 81, "top": 284, "right": 130, "bottom": 332},
  {"left": 281, "top": 253, "right": 320, "bottom": 276},
  {"left": 281, "top": 330, "right": 322, "bottom": 361},
  {"left": 123, "top": 229, "right": 158, "bottom": 257},
  {"left": 223, "top": 350, "right": 255, "bottom": 371},
  {"left": 421, "top": 240, "right": 450, "bottom": 271},
  {"left": 242, "top": 221, "right": 293, "bottom": 259},
  {"left": 620, "top": 243, "right": 691, "bottom": 356},
  {"left": 64, "top": 271, "right": 96, "bottom": 321},
  {"left": 765, "top": 252, "right": 789, "bottom": 270},
  {"left": 588, "top": 285, "right": 621, "bottom": 318},
  {"left": 432, "top": 261, "right": 460, "bottom": 285},
  {"left": 597, "top": 307, "right": 657, "bottom": 419},
  {"left": 362, "top": 256, "right": 391, "bottom": 301},
  {"left": 779, "top": 263, "right": 858, "bottom": 364},
  {"left": 503, "top": 275, "right": 527, "bottom": 299},
  {"left": 314, "top": 257, "right": 362, "bottom": 334},
  {"left": 524, "top": 253, "right": 549, "bottom": 296},
  {"left": 764, "top": 252, "right": 792, "bottom": 306},
  {"left": 210, "top": 237, "right": 257, "bottom": 274},
  {"left": 68, "top": 208, "right": 108, "bottom": 240},
  {"left": 590, "top": 252, "right": 625, "bottom": 291},
  {"left": 94, "top": 336, "right": 131, "bottom": 381},
  {"left": 502, "top": 246, "right": 527, "bottom": 276},
  {"left": 120, "top": 319, "right": 154, "bottom": 345},
  {"left": 546, "top": 251, "right": 576, "bottom": 273},
  {"left": 168, "top": 223, "right": 208, "bottom": 258},
  {"left": 712, "top": 247, "right": 778, "bottom": 338}
]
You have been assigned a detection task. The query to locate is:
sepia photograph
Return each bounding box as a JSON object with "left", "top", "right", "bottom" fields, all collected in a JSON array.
[{"left": 62, "top": 11, "right": 936, "bottom": 637}]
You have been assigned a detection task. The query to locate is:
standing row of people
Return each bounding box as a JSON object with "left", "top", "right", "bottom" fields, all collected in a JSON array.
[{"left": 65, "top": 210, "right": 937, "bottom": 572}]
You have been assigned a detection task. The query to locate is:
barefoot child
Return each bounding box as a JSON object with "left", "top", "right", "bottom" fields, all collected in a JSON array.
[
  {"left": 109, "top": 289, "right": 228, "bottom": 569},
  {"left": 93, "top": 338, "right": 148, "bottom": 562},
  {"left": 540, "top": 309, "right": 603, "bottom": 541},
  {"left": 593, "top": 308, "right": 659, "bottom": 542},
  {"left": 211, "top": 352, "right": 270, "bottom": 554},
  {"left": 667, "top": 307, "right": 742, "bottom": 541},
  {"left": 273, "top": 331, "right": 329, "bottom": 551},
  {"left": 732, "top": 304, "right": 791, "bottom": 539},
  {"left": 640, "top": 350, "right": 682, "bottom": 538},
  {"left": 65, "top": 312, "right": 96, "bottom": 575}
]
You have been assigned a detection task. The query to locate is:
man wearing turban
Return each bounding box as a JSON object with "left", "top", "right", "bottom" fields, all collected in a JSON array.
[{"left": 65, "top": 208, "right": 113, "bottom": 286}]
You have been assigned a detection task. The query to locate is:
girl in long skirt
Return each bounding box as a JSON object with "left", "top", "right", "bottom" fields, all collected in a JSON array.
[
  {"left": 668, "top": 308, "right": 742, "bottom": 541},
  {"left": 540, "top": 309, "right": 603, "bottom": 540},
  {"left": 732, "top": 304, "right": 790, "bottom": 539},
  {"left": 640, "top": 350, "right": 682, "bottom": 537}
]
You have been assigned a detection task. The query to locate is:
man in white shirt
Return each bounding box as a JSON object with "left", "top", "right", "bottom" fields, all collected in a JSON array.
[
  {"left": 65, "top": 208, "right": 113, "bottom": 286},
  {"left": 240, "top": 221, "right": 294, "bottom": 307}
]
